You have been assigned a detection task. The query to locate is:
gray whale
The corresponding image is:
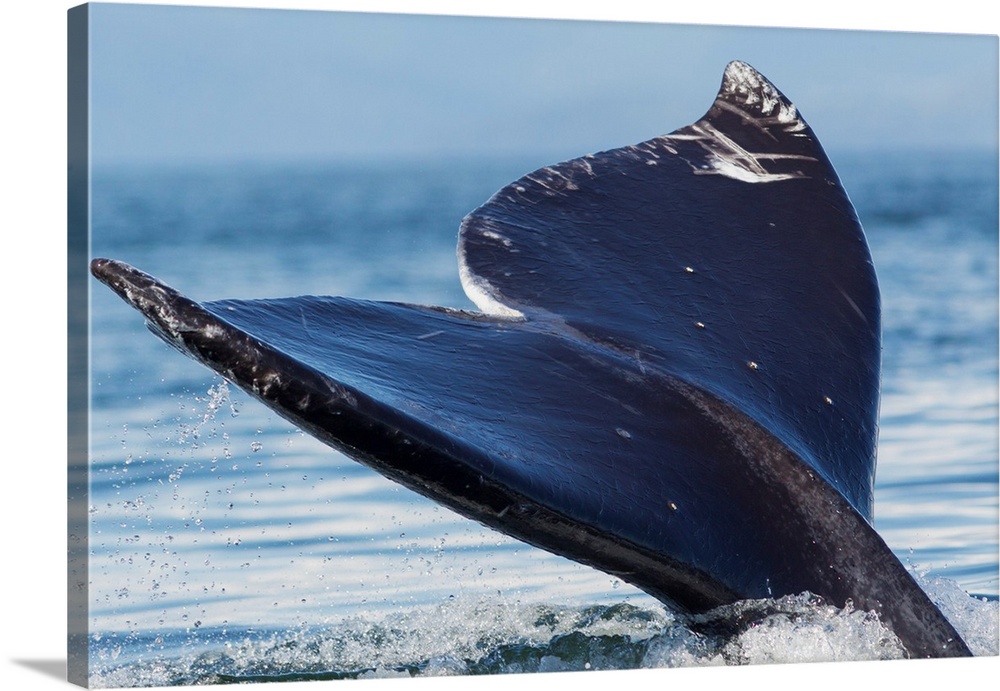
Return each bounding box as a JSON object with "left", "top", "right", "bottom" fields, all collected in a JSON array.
[{"left": 91, "top": 61, "right": 971, "bottom": 658}]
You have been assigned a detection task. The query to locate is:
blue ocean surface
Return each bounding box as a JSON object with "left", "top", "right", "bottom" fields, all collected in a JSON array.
[{"left": 87, "top": 151, "right": 998, "bottom": 686}]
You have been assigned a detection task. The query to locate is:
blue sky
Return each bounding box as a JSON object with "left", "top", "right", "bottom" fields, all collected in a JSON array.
[{"left": 87, "top": 3, "right": 998, "bottom": 167}]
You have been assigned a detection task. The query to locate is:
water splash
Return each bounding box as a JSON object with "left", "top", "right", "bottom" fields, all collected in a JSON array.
[
  {"left": 916, "top": 572, "right": 999, "bottom": 656},
  {"left": 174, "top": 379, "right": 238, "bottom": 447},
  {"left": 87, "top": 580, "right": 998, "bottom": 687}
]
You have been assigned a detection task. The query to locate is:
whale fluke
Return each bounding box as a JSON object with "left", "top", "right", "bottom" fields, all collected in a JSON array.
[{"left": 91, "top": 61, "right": 971, "bottom": 658}]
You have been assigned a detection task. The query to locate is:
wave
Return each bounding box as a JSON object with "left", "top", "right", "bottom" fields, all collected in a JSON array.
[{"left": 89, "top": 573, "right": 997, "bottom": 688}]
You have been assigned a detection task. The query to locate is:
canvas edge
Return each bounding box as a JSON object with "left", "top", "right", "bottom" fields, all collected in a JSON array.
[{"left": 67, "top": 3, "right": 91, "bottom": 687}]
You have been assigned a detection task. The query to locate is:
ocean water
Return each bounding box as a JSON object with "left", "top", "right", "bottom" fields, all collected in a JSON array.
[{"left": 86, "top": 150, "right": 998, "bottom": 686}]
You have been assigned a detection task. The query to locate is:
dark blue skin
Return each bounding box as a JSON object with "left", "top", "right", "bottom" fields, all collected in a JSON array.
[{"left": 91, "top": 62, "right": 971, "bottom": 658}]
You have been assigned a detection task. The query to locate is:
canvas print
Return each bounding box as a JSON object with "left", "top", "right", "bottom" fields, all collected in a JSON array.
[{"left": 69, "top": 3, "right": 999, "bottom": 687}]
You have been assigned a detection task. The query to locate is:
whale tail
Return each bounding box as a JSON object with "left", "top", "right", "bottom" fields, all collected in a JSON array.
[{"left": 91, "top": 61, "right": 970, "bottom": 658}]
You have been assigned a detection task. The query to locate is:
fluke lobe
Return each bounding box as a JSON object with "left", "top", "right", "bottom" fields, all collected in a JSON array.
[{"left": 91, "top": 61, "right": 972, "bottom": 658}]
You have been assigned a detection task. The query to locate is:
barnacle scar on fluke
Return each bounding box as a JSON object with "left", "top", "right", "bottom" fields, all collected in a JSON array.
[{"left": 91, "top": 60, "right": 972, "bottom": 658}]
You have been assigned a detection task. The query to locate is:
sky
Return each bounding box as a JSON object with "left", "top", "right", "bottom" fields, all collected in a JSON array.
[{"left": 86, "top": 2, "right": 999, "bottom": 167}]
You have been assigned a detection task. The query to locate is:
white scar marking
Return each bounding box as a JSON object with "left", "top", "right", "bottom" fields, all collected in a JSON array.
[
  {"left": 456, "top": 237, "right": 524, "bottom": 319},
  {"left": 664, "top": 121, "right": 815, "bottom": 184}
]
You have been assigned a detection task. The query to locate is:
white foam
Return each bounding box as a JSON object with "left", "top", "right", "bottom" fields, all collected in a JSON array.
[
  {"left": 88, "top": 579, "right": 999, "bottom": 687},
  {"left": 914, "top": 572, "right": 999, "bottom": 656}
]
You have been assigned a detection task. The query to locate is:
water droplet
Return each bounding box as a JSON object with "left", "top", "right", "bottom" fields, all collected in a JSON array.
[
  {"left": 684, "top": 266, "right": 695, "bottom": 273},
  {"left": 615, "top": 428, "right": 632, "bottom": 440},
  {"left": 823, "top": 396, "right": 834, "bottom": 405},
  {"left": 250, "top": 441, "right": 263, "bottom": 453},
  {"left": 694, "top": 321, "right": 706, "bottom": 329},
  {"left": 747, "top": 361, "right": 760, "bottom": 371}
]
